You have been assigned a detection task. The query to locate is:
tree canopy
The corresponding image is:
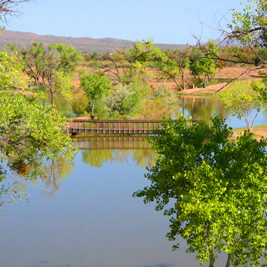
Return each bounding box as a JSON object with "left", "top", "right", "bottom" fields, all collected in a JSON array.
[
  {"left": 0, "top": 51, "right": 26, "bottom": 90},
  {"left": 80, "top": 72, "right": 112, "bottom": 117},
  {"left": 20, "top": 42, "right": 83, "bottom": 105},
  {"left": 219, "top": 80, "right": 265, "bottom": 132},
  {"left": 134, "top": 116, "right": 267, "bottom": 267}
]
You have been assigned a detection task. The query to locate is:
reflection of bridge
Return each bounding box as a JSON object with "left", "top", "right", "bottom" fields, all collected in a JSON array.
[
  {"left": 68, "top": 120, "right": 163, "bottom": 135},
  {"left": 74, "top": 136, "right": 152, "bottom": 150}
]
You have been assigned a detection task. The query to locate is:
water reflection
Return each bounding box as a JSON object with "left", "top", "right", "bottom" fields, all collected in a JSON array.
[
  {"left": 0, "top": 136, "right": 230, "bottom": 267},
  {"left": 55, "top": 94, "right": 266, "bottom": 129},
  {"left": 75, "top": 136, "right": 156, "bottom": 168},
  {"left": 0, "top": 137, "right": 155, "bottom": 201},
  {"left": 41, "top": 158, "right": 75, "bottom": 195},
  {"left": 179, "top": 96, "right": 227, "bottom": 123}
]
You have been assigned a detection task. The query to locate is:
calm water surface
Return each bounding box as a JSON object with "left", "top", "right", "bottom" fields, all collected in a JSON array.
[
  {"left": 0, "top": 96, "right": 265, "bottom": 267},
  {"left": 55, "top": 95, "right": 267, "bottom": 129}
]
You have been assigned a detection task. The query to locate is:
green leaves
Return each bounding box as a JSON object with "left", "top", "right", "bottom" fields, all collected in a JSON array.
[
  {"left": 219, "top": 80, "right": 264, "bottom": 132},
  {"left": 0, "top": 92, "right": 73, "bottom": 179},
  {"left": 228, "top": 0, "right": 267, "bottom": 47},
  {"left": 80, "top": 72, "right": 112, "bottom": 117},
  {"left": 189, "top": 41, "right": 219, "bottom": 84},
  {"left": 20, "top": 42, "right": 82, "bottom": 105},
  {"left": 134, "top": 115, "right": 267, "bottom": 266},
  {"left": 0, "top": 52, "right": 26, "bottom": 90}
]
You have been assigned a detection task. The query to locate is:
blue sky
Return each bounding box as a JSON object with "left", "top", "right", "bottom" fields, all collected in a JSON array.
[{"left": 6, "top": 0, "right": 245, "bottom": 44}]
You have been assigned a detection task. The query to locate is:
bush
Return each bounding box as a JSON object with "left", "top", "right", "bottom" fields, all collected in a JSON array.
[
  {"left": 105, "top": 79, "right": 149, "bottom": 118},
  {"left": 153, "top": 85, "right": 178, "bottom": 107},
  {"left": 88, "top": 61, "right": 101, "bottom": 68},
  {"left": 72, "top": 94, "right": 88, "bottom": 115}
]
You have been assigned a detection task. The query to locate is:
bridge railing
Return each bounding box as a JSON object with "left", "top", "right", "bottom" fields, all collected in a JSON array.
[{"left": 67, "top": 119, "right": 163, "bottom": 134}]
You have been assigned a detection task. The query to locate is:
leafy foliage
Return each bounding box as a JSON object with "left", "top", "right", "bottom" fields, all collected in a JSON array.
[
  {"left": 189, "top": 41, "right": 219, "bottom": 85},
  {"left": 0, "top": 92, "right": 72, "bottom": 178},
  {"left": 228, "top": 0, "right": 267, "bottom": 47},
  {"left": 20, "top": 42, "right": 83, "bottom": 105},
  {"left": 80, "top": 72, "right": 112, "bottom": 117},
  {"left": 134, "top": 116, "right": 267, "bottom": 267},
  {"left": 252, "top": 76, "right": 267, "bottom": 103},
  {"left": 0, "top": 51, "right": 26, "bottom": 90},
  {"left": 71, "top": 93, "right": 89, "bottom": 115},
  {"left": 105, "top": 78, "right": 149, "bottom": 118},
  {"left": 153, "top": 85, "right": 178, "bottom": 108},
  {"left": 0, "top": 40, "right": 74, "bottom": 207},
  {"left": 219, "top": 80, "right": 264, "bottom": 132}
]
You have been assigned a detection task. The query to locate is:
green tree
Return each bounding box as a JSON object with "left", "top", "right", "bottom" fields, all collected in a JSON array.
[
  {"left": 0, "top": 51, "right": 26, "bottom": 90},
  {"left": 125, "top": 40, "right": 191, "bottom": 90},
  {"left": 219, "top": 80, "right": 264, "bottom": 132},
  {"left": 20, "top": 42, "right": 83, "bottom": 105},
  {"left": 80, "top": 72, "right": 112, "bottom": 118},
  {"left": 0, "top": 92, "right": 73, "bottom": 177},
  {"left": 252, "top": 75, "right": 267, "bottom": 103},
  {"left": 134, "top": 116, "right": 266, "bottom": 267},
  {"left": 0, "top": 0, "right": 75, "bottom": 209},
  {"left": 153, "top": 49, "right": 190, "bottom": 90},
  {"left": 189, "top": 41, "right": 219, "bottom": 85}
]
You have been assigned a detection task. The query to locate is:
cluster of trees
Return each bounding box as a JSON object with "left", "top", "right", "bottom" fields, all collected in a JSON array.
[
  {"left": 0, "top": 1, "right": 75, "bottom": 205},
  {"left": 77, "top": 70, "right": 151, "bottom": 119},
  {"left": 134, "top": 1, "right": 267, "bottom": 267},
  {"left": 99, "top": 39, "right": 222, "bottom": 89},
  {"left": 9, "top": 42, "right": 83, "bottom": 105},
  {"left": 85, "top": 41, "right": 266, "bottom": 89}
]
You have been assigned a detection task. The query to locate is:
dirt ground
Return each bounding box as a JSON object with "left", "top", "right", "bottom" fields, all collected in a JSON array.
[
  {"left": 73, "top": 66, "right": 266, "bottom": 95},
  {"left": 179, "top": 83, "right": 227, "bottom": 95},
  {"left": 179, "top": 66, "right": 266, "bottom": 95},
  {"left": 233, "top": 127, "right": 267, "bottom": 141}
]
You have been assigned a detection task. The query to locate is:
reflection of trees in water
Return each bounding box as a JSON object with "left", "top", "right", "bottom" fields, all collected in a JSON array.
[
  {"left": 0, "top": 156, "right": 75, "bottom": 206},
  {"left": 179, "top": 96, "right": 228, "bottom": 123},
  {"left": 81, "top": 148, "right": 155, "bottom": 168},
  {"left": 82, "top": 150, "right": 114, "bottom": 167},
  {"left": 41, "top": 158, "right": 74, "bottom": 195},
  {"left": 78, "top": 136, "right": 156, "bottom": 168},
  {"left": 0, "top": 172, "right": 27, "bottom": 209},
  {"left": 132, "top": 149, "right": 155, "bottom": 167}
]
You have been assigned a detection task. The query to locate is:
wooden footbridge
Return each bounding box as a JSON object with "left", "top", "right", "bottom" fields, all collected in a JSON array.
[{"left": 67, "top": 119, "right": 163, "bottom": 135}]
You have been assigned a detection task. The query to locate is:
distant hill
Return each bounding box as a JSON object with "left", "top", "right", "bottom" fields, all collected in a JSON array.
[{"left": 0, "top": 30, "right": 188, "bottom": 53}]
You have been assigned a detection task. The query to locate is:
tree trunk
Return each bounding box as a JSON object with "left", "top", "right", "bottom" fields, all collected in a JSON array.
[
  {"left": 182, "top": 72, "right": 186, "bottom": 89},
  {"left": 51, "top": 92, "right": 55, "bottom": 106},
  {"left": 91, "top": 102, "right": 95, "bottom": 117},
  {"left": 245, "top": 115, "right": 251, "bottom": 133},
  {"left": 205, "top": 222, "right": 215, "bottom": 267},
  {"left": 225, "top": 255, "right": 231, "bottom": 267},
  {"left": 209, "top": 256, "right": 215, "bottom": 267},
  {"left": 173, "top": 78, "right": 182, "bottom": 91},
  {"left": 48, "top": 81, "right": 55, "bottom": 105}
]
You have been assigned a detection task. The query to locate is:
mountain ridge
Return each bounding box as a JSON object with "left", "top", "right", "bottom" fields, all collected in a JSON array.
[{"left": 0, "top": 30, "right": 188, "bottom": 53}]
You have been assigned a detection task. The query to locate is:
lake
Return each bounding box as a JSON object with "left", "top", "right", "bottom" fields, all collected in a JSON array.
[{"left": 0, "top": 96, "right": 265, "bottom": 267}]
